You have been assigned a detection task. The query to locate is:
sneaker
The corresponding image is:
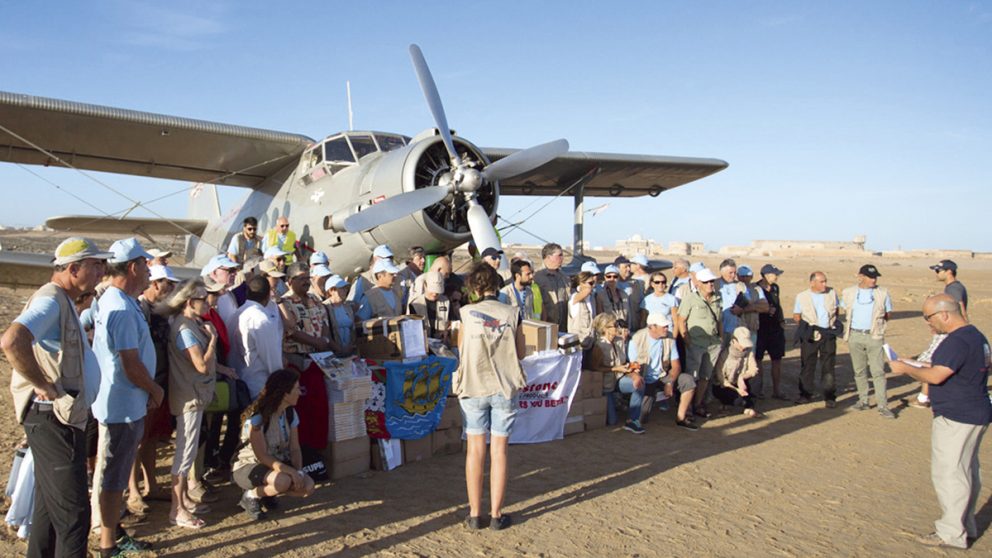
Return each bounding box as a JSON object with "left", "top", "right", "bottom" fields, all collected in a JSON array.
[
  {"left": 879, "top": 407, "right": 896, "bottom": 419},
  {"left": 490, "top": 514, "right": 512, "bottom": 531},
  {"left": 676, "top": 419, "right": 699, "bottom": 431},
  {"left": 824, "top": 400, "right": 837, "bottom": 409},
  {"left": 795, "top": 395, "right": 813, "bottom": 405},
  {"left": 623, "top": 420, "right": 646, "bottom": 434},
  {"left": 464, "top": 515, "right": 485, "bottom": 530},
  {"left": 116, "top": 533, "right": 153, "bottom": 551},
  {"left": 908, "top": 399, "right": 931, "bottom": 409},
  {"left": 916, "top": 531, "right": 966, "bottom": 549},
  {"left": 852, "top": 400, "right": 870, "bottom": 411},
  {"left": 261, "top": 496, "right": 280, "bottom": 511},
  {"left": 239, "top": 491, "right": 267, "bottom": 521},
  {"left": 99, "top": 546, "right": 138, "bottom": 558}
]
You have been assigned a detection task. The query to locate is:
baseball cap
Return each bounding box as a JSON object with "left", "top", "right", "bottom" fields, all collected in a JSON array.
[
  {"left": 480, "top": 247, "right": 504, "bottom": 260},
  {"left": 148, "top": 265, "right": 181, "bottom": 283},
  {"left": 258, "top": 260, "right": 286, "bottom": 278},
  {"left": 630, "top": 254, "right": 649, "bottom": 267},
  {"left": 108, "top": 238, "right": 153, "bottom": 264},
  {"left": 760, "top": 264, "right": 784, "bottom": 276},
  {"left": 696, "top": 268, "right": 718, "bottom": 282},
  {"left": 424, "top": 271, "right": 445, "bottom": 294},
  {"left": 326, "top": 274, "right": 348, "bottom": 289},
  {"left": 201, "top": 254, "right": 239, "bottom": 276},
  {"left": 929, "top": 260, "right": 957, "bottom": 272},
  {"left": 52, "top": 237, "right": 114, "bottom": 266},
  {"left": 310, "top": 251, "right": 329, "bottom": 266},
  {"left": 372, "top": 259, "right": 401, "bottom": 274},
  {"left": 689, "top": 262, "right": 705, "bottom": 273},
  {"left": 732, "top": 326, "right": 753, "bottom": 349},
  {"left": 203, "top": 275, "right": 226, "bottom": 293},
  {"left": 263, "top": 246, "right": 291, "bottom": 259},
  {"left": 312, "top": 264, "right": 333, "bottom": 278},
  {"left": 858, "top": 264, "right": 881, "bottom": 279},
  {"left": 646, "top": 312, "right": 672, "bottom": 328},
  {"left": 581, "top": 261, "right": 601, "bottom": 274},
  {"left": 147, "top": 248, "right": 172, "bottom": 259},
  {"left": 737, "top": 265, "right": 753, "bottom": 277},
  {"left": 604, "top": 264, "right": 620, "bottom": 276},
  {"left": 372, "top": 244, "right": 393, "bottom": 259}
]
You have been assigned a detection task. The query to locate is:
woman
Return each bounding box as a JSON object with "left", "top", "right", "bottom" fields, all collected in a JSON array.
[
  {"left": 323, "top": 275, "right": 356, "bottom": 356},
  {"left": 568, "top": 271, "right": 597, "bottom": 353},
  {"left": 712, "top": 326, "right": 761, "bottom": 418},
  {"left": 640, "top": 271, "right": 678, "bottom": 326},
  {"left": 232, "top": 368, "right": 315, "bottom": 521},
  {"left": 161, "top": 280, "right": 217, "bottom": 528},
  {"left": 588, "top": 313, "right": 646, "bottom": 433},
  {"left": 455, "top": 263, "right": 526, "bottom": 531}
]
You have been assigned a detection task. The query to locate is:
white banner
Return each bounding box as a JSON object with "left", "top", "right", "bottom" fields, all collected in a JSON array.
[{"left": 509, "top": 351, "right": 582, "bottom": 444}]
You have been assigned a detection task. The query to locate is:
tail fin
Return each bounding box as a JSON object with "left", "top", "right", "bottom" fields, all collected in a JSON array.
[{"left": 185, "top": 183, "right": 221, "bottom": 264}]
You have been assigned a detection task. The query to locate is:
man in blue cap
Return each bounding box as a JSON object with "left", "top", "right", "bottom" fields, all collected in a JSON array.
[
  {"left": 756, "top": 264, "right": 787, "bottom": 399},
  {"left": 92, "top": 238, "right": 159, "bottom": 557}
]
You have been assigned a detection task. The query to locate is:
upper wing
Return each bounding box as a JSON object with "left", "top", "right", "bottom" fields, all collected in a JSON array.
[
  {"left": 45, "top": 216, "right": 208, "bottom": 236},
  {"left": 0, "top": 90, "right": 315, "bottom": 187},
  {"left": 482, "top": 148, "right": 727, "bottom": 197}
]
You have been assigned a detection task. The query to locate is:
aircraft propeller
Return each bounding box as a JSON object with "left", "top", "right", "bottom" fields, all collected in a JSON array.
[{"left": 343, "top": 44, "right": 569, "bottom": 261}]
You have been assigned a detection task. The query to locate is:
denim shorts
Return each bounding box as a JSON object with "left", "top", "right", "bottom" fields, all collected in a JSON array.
[{"left": 459, "top": 394, "right": 518, "bottom": 437}]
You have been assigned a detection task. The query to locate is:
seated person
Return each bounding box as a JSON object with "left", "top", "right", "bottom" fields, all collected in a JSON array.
[
  {"left": 627, "top": 313, "right": 698, "bottom": 431},
  {"left": 588, "top": 313, "right": 644, "bottom": 433},
  {"left": 357, "top": 259, "right": 403, "bottom": 320},
  {"left": 408, "top": 271, "right": 451, "bottom": 342},
  {"left": 232, "top": 368, "right": 315, "bottom": 522},
  {"left": 712, "top": 326, "right": 761, "bottom": 418}
]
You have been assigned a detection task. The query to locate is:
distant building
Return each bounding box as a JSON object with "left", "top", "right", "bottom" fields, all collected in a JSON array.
[
  {"left": 668, "top": 241, "right": 705, "bottom": 255},
  {"left": 616, "top": 234, "right": 663, "bottom": 256},
  {"left": 718, "top": 236, "right": 869, "bottom": 257}
]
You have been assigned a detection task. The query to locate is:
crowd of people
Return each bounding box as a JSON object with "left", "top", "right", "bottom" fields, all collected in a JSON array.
[{"left": 1, "top": 213, "right": 988, "bottom": 553}]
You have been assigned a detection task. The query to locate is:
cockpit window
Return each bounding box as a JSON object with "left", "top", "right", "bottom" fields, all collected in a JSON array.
[
  {"left": 375, "top": 134, "right": 407, "bottom": 153},
  {"left": 347, "top": 134, "right": 378, "bottom": 160},
  {"left": 323, "top": 137, "right": 354, "bottom": 163}
]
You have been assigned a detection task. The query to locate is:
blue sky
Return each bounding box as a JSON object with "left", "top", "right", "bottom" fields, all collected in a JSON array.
[{"left": 1, "top": 1, "right": 989, "bottom": 252}]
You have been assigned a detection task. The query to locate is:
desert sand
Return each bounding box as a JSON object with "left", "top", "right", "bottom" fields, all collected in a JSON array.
[{"left": 0, "top": 230, "right": 990, "bottom": 556}]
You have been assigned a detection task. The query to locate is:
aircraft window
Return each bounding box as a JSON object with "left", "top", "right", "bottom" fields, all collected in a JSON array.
[
  {"left": 375, "top": 134, "right": 406, "bottom": 152},
  {"left": 323, "top": 138, "right": 355, "bottom": 163},
  {"left": 347, "top": 134, "right": 378, "bottom": 159}
]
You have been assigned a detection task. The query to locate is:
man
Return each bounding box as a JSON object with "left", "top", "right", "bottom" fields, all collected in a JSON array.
[
  {"left": 397, "top": 246, "right": 426, "bottom": 306},
  {"left": 841, "top": 264, "right": 894, "bottom": 418},
  {"left": 668, "top": 258, "right": 691, "bottom": 296},
  {"left": 499, "top": 260, "right": 541, "bottom": 321},
  {"left": 734, "top": 265, "right": 768, "bottom": 345},
  {"left": 676, "top": 268, "right": 722, "bottom": 417},
  {"left": 202, "top": 254, "right": 241, "bottom": 339},
  {"left": 755, "top": 264, "right": 787, "bottom": 400},
  {"left": 716, "top": 259, "right": 767, "bottom": 347},
  {"left": 409, "top": 271, "right": 451, "bottom": 340},
  {"left": 630, "top": 254, "right": 653, "bottom": 290},
  {"left": 793, "top": 271, "right": 840, "bottom": 407},
  {"left": 263, "top": 216, "right": 299, "bottom": 263},
  {"left": 227, "top": 217, "right": 263, "bottom": 263},
  {"left": 309, "top": 262, "right": 334, "bottom": 302},
  {"left": 890, "top": 294, "right": 991, "bottom": 550},
  {"left": 146, "top": 248, "right": 172, "bottom": 267},
  {"left": 627, "top": 313, "right": 698, "bottom": 431},
  {"left": 596, "top": 264, "right": 630, "bottom": 323},
  {"left": 91, "top": 238, "right": 161, "bottom": 557},
  {"left": 357, "top": 258, "right": 404, "bottom": 320},
  {"left": 258, "top": 260, "right": 287, "bottom": 306},
  {"left": 914, "top": 260, "right": 969, "bottom": 409},
  {"left": 480, "top": 246, "right": 508, "bottom": 287},
  {"left": 234, "top": 277, "right": 284, "bottom": 398},
  {"left": 616, "top": 256, "right": 645, "bottom": 330},
  {"left": 348, "top": 244, "right": 395, "bottom": 304},
  {"left": 1, "top": 237, "right": 110, "bottom": 558},
  {"left": 280, "top": 263, "right": 331, "bottom": 369},
  {"left": 533, "top": 243, "right": 570, "bottom": 334},
  {"left": 309, "top": 250, "right": 329, "bottom": 271},
  {"left": 411, "top": 254, "right": 451, "bottom": 301}
]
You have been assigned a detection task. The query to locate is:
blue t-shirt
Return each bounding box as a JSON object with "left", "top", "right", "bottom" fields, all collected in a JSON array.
[
  {"left": 844, "top": 288, "right": 893, "bottom": 330},
  {"left": 177, "top": 328, "right": 203, "bottom": 352},
  {"left": 720, "top": 281, "right": 765, "bottom": 333},
  {"left": 627, "top": 336, "right": 680, "bottom": 384},
  {"left": 793, "top": 291, "right": 835, "bottom": 328},
  {"left": 929, "top": 325, "right": 992, "bottom": 426},
  {"left": 331, "top": 305, "right": 353, "bottom": 347},
  {"left": 91, "top": 286, "right": 157, "bottom": 424},
  {"left": 227, "top": 234, "right": 260, "bottom": 256},
  {"left": 640, "top": 292, "right": 678, "bottom": 322}
]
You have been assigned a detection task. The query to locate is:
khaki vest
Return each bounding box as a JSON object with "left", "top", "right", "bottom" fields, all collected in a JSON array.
[
  {"left": 232, "top": 233, "right": 263, "bottom": 262},
  {"left": 10, "top": 283, "right": 88, "bottom": 428},
  {"left": 280, "top": 293, "right": 329, "bottom": 354},
  {"left": 265, "top": 229, "right": 297, "bottom": 263},
  {"left": 841, "top": 285, "right": 890, "bottom": 340},
  {"left": 454, "top": 299, "right": 527, "bottom": 399},
  {"left": 630, "top": 328, "right": 673, "bottom": 378},
  {"left": 499, "top": 283, "right": 540, "bottom": 321},
  {"left": 739, "top": 282, "right": 762, "bottom": 333},
  {"left": 568, "top": 293, "right": 595, "bottom": 349},
  {"left": 408, "top": 293, "right": 451, "bottom": 336},
  {"left": 595, "top": 285, "right": 629, "bottom": 323},
  {"left": 795, "top": 288, "right": 838, "bottom": 338},
  {"left": 591, "top": 336, "right": 627, "bottom": 392},
  {"left": 167, "top": 315, "right": 216, "bottom": 415},
  {"left": 365, "top": 287, "right": 401, "bottom": 319}
]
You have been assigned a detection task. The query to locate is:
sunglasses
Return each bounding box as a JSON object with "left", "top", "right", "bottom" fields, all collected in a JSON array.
[
  {"left": 651, "top": 280, "right": 666, "bottom": 285},
  {"left": 585, "top": 280, "right": 596, "bottom": 286},
  {"left": 605, "top": 274, "right": 619, "bottom": 279},
  {"left": 245, "top": 227, "right": 256, "bottom": 231},
  {"left": 923, "top": 310, "right": 945, "bottom": 322},
  {"left": 278, "top": 224, "right": 289, "bottom": 228}
]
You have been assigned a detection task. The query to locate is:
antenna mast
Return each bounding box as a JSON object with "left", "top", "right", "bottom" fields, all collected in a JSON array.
[{"left": 346, "top": 81, "right": 354, "bottom": 131}]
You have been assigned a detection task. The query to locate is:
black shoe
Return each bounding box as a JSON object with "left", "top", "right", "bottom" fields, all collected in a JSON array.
[
  {"left": 824, "top": 399, "right": 837, "bottom": 409},
  {"left": 623, "top": 420, "right": 645, "bottom": 434},
  {"left": 239, "top": 492, "right": 267, "bottom": 521},
  {"left": 464, "top": 515, "right": 485, "bottom": 530},
  {"left": 261, "top": 496, "right": 279, "bottom": 511},
  {"left": 676, "top": 419, "right": 699, "bottom": 431},
  {"left": 490, "top": 514, "right": 512, "bottom": 531}
]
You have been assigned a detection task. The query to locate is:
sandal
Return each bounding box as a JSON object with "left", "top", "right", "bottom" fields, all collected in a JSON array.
[{"left": 170, "top": 514, "right": 206, "bottom": 530}]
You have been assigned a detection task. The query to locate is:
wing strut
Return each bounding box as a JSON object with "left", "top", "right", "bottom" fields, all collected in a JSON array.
[{"left": 565, "top": 167, "right": 601, "bottom": 270}]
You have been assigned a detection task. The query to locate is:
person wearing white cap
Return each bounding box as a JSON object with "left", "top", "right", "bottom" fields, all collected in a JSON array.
[
  {"left": 596, "top": 264, "right": 629, "bottom": 324},
  {"left": 533, "top": 243, "right": 570, "bottom": 334},
  {"left": 408, "top": 271, "right": 451, "bottom": 341},
  {"left": 568, "top": 270, "right": 599, "bottom": 352},
  {"left": 628, "top": 312, "right": 698, "bottom": 431},
  {"left": 308, "top": 263, "right": 334, "bottom": 302},
  {"left": 258, "top": 260, "right": 288, "bottom": 305},
  {"left": 357, "top": 258, "right": 404, "bottom": 321},
  {"left": 734, "top": 265, "right": 768, "bottom": 347},
  {"left": 716, "top": 260, "right": 767, "bottom": 349},
  {"left": 322, "top": 275, "right": 356, "bottom": 356},
  {"left": 147, "top": 248, "right": 173, "bottom": 267},
  {"left": 309, "top": 250, "right": 329, "bottom": 268},
  {"left": 228, "top": 217, "right": 263, "bottom": 264},
  {"left": 279, "top": 262, "right": 332, "bottom": 369},
  {"left": 263, "top": 246, "right": 292, "bottom": 272},
  {"left": 580, "top": 260, "right": 601, "bottom": 275},
  {"left": 1, "top": 237, "right": 111, "bottom": 556},
  {"left": 202, "top": 254, "right": 241, "bottom": 342},
  {"left": 263, "top": 216, "right": 299, "bottom": 264},
  {"left": 711, "top": 326, "right": 760, "bottom": 418},
  {"left": 91, "top": 237, "right": 160, "bottom": 555},
  {"left": 630, "top": 254, "right": 653, "bottom": 289},
  {"left": 676, "top": 267, "right": 722, "bottom": 418},
  {"left": 347, "top": 244, "right": 395, "bottom": 304}
]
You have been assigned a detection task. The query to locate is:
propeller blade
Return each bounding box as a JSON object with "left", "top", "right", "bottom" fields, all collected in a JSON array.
[
  {"left": 409, "top": 44, "right": 461, "bottom": 166},
  {"left": 343, "top": 186, "right": 449, "bottom": 233},
  {"left": 481, "top": 138, "right": 569, "bottom": 182},
  {"left": 466, "top": 201, "right": 501, "bottom": 255}
]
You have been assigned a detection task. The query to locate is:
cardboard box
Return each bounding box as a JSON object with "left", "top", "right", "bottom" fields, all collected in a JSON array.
[
  {"left": 564, "top": 415, "right": 585, "bottom": 436},
  {"left": 521, "top": 319, "right": 559, "bottom": 356},
  {"left": 432, "top": 428, "right": 463, "bottom": 456},
  {"left": 578, "top": 373, "right": 595, "bottom": 399},
  {"left": 585, "top": 412, "right": 608, "bottom": 430},
  {"left": 356, "top": 315, "right": 429, "bottom": 361},
  {"left": 583, "top": 397, "right": 605, "bottom": 416},
  {"left": 402, "top": 435, "right": 433, "bottom": 463},
  {"left": 566, "top": 396, "right": 582, "bottom": 417},
  {"left": 326, "top": 435, "right": 370, "bottom": 464},
  {"left": 435, "top": 397, "right": 462, "bottom": 430},
  {"left": 331, "top": 455, "right": 369, "bottom": 480}
]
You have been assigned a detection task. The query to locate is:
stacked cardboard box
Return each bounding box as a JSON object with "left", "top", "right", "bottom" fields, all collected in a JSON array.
[
  {"left": 431, "top": 396, "right": 463, "bottom": 456},
  {"left": 325, "top": 435, "right": 370, "bottom": 480},
  {"left": 402, "top": 435, "right": 433, "bottom": 463},
  {"left": 521, "top": 320, "right": 559, "bottom": 357},
  {"left": 356, "top": 315, "right": 429, "bottom": 362}
]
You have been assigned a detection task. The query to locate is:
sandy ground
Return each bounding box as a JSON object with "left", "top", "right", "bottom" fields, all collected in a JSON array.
[{"left": 1, "top": 232, "right": 991, "bottom": 556}]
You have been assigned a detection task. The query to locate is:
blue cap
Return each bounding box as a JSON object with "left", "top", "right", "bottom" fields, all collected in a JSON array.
[
  {"left": 372, "top": 244, "right": 393, "bottom": 259},
  {"left": 737, "top": 264, "right": 753, "bottom": 277},
  {"left": 309, "top": 251, "right": 329, "bottom": 266},
  {"left": 201, "top": 254, "right": 239, "bottom": 276},
  {"left": 604, "top": 264, "right": 620, "bottom": 275},
  {"left": 107, "top": 238, "right": 153, "bottom": 264},
  {"left": 312, "top": 264, "right": 333, "bottom": 278},
  {"left": 689, "top": 262, "right": 706, "bottom": 273},
  {"left": 760, "top": 264, "right": 784, "bottom": 276},
  {"left": 371, "top": 259, "right": 401, "bottom": 274},
  {"left": 630, "top": 254, "right": 649, "bottom": 267},
  {"left": 264, "top": 246, "right": 291, "bottom": 259},
  {"left": 326, "top": 274, "right": 349, "bottom": 289},
  {"left": 580, "top": 261, "right": 601, "bottom": 274}
]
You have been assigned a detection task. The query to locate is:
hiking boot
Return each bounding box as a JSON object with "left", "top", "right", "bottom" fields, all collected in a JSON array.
[
  {"left": 239, "top": 491, "right": 267, "bottom": 521},
  {"left": 623, "top": 420, "right": 645, "bottom": 434}
]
